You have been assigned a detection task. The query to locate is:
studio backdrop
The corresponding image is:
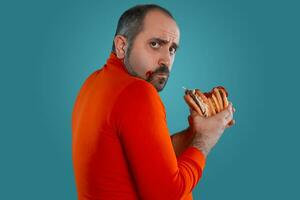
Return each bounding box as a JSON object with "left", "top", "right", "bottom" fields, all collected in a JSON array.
[{"left": 1, "top": 0, "right": 299, "bottom": 199}]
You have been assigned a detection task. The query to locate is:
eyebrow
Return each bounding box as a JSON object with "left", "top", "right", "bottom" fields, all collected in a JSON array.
[{"left": 150, "top": 37, "right": 179, "bottom": 50}]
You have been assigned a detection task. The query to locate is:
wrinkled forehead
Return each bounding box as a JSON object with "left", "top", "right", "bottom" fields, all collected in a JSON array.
[{"left": 141, "top": 10, "right": 180, "bottom": 44}]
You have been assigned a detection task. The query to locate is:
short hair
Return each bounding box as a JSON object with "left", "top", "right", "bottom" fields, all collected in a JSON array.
[{"left": 111, "top": 4, "right": 175, "bottom": 53}]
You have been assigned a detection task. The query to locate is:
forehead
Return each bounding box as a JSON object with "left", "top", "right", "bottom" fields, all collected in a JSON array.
[{"left": 140, "top": 10, "right": 180, "bottom": 43}]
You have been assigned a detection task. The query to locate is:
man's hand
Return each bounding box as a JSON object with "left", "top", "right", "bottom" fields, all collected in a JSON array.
[{"left": 188, "top": 102, "right": 236, "bottom": 157}]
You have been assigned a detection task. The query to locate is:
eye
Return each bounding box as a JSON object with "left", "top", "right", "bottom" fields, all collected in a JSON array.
[
  {"left": 150, "top": 41, "right": 160, "bottom": 49},
  {"left": 169, "top": 47, "right": 176, "bottom": 55}
]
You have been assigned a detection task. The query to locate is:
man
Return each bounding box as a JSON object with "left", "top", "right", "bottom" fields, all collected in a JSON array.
[{"left": 72, "top": 4, "right": 235, "bottom": 200}]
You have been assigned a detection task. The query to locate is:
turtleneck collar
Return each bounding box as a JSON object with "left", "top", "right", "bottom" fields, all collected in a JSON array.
[{"left": 106, "top": 52, "right": 129, "bottom": 74}]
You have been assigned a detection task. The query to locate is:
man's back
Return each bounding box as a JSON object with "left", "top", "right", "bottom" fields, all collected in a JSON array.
[
  {"left": 72, "top": 53, "right": 205, "bottom": 200},
  {"left": 72, "top": 53, "right": 142, "bottom": 199}
]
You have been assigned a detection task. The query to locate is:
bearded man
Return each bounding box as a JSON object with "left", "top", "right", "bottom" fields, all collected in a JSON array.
[{"left": 72, "top": 4, "right": 235, "bottom": 200}]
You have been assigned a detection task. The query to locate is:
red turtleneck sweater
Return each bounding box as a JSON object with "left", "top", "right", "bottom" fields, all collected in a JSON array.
[{"left": 72, "top": 53, "right": 206, "bottom": 200}]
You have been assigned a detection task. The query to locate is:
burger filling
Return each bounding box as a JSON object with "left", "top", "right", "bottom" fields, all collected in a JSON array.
[{"left": 192, "top": 90, "right": 209, "bottom": 117}]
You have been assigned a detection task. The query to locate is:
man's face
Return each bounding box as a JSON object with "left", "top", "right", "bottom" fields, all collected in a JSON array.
[{"left": 124, "top": 10, "right": 180, "bottom": 92}]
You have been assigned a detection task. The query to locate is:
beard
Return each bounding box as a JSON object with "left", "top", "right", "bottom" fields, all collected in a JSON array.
[
  {"left": 123, "top": 44, "right": 170, "bottom": 92},
  {"left": 145, "top": 65, "right": 170, "bottom": 92}
]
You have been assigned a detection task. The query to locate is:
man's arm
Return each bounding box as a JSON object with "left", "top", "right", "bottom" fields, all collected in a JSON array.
[
  {"left": 171, "top": 103, "right": 235, "bottom": 158},
  {"left": 113, "top": 81, "right": 205, "bottom": 199},
  {"left": 171, "top": 127, "right": 196, "bottom": 157}
]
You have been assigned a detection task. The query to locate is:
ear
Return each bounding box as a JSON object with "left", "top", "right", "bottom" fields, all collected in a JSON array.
[{"left": 114, "top": 35, "right": 128, "bottom": 59}]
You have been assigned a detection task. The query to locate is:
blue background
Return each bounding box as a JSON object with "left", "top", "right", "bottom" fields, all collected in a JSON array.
[{"left": 1, "top": 0, "right": 299, "bottom": 199}]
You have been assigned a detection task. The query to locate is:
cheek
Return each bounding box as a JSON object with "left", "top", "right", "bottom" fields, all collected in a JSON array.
[
  {"left": 130, "top": 47, "right": 157, "bottom": 78},
  {"left": 130, "top": 55, "right": 148, "bottom": 76}
]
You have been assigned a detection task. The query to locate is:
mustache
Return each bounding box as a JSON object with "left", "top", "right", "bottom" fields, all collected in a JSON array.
[
  {"left": 153, "top": 65, "right": 170, "bottom": 75},
  {"left": 146, "top": 65, "right": 170, "bottom": 82}
]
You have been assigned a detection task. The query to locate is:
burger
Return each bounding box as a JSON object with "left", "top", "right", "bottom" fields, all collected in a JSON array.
[{"left": 183, "top": 86, "right": 229, "bottom": 117}]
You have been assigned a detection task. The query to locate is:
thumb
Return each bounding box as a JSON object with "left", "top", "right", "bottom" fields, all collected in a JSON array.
[
  {"left": 189, "top": 108, "right": 199, "bottom": 117},
  {"left": 188, "top": 111, "right": 205, "bottom": 126},
  {"left": 188, "top": 108, "right": 205, "bottom": 122}
]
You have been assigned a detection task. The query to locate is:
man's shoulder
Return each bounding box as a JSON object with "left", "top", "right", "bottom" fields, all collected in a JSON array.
[
  {"left": 112, "top": 78, "right": 166, "bottom": 125},
  {"left": 97, "top": 63, "right": 155, "bottom": 95},
  {"left": 115, "top": 78, "right": 165, "bottom": 115},
  {"left": 118, "top": 78, "right": 158, "bottom": 100}
]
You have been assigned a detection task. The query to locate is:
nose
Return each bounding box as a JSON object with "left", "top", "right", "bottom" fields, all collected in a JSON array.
[{"left": 158, "top": 50, "right": 172, "bottom": 70}]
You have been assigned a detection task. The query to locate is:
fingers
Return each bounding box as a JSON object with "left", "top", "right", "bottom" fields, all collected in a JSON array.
[
  {"left": 224, "top": 103, "right": 236, "bottom": 128},
  {"left": 215, "top": 102, "right": 236, "bottom": 126},
  {"left": 218, "top": 103, "right": 232, "bottom": 118},
  {"left": 225, "top": 119, "right": 235, "bottom": 128},
  {"left": 189, "top": 101, "right": 236, "bottom": 129}
]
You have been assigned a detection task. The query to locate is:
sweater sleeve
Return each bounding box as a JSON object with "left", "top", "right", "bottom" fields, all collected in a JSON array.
[{"left": 111, "top": 80, "right": 206, "bottom": 200}]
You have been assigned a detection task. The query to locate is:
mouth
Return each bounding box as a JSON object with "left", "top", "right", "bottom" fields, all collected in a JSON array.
[
  {"left": 146, "top": 71, "right": 170, "bottom": 92},
  {"left": 146, "top": 71, "right": 170, "bottom": 86},
  {"left": 155, "top": 73, "right": 169, "bottom": 78}
]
